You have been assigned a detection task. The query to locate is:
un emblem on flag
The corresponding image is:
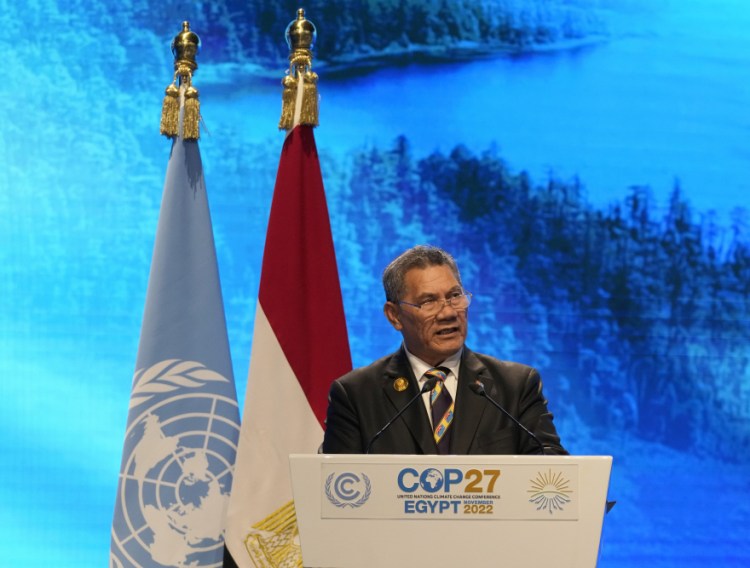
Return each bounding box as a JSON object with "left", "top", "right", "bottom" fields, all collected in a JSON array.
[{"left": 111, "top": 360, "right": 240, "bottom": 568}]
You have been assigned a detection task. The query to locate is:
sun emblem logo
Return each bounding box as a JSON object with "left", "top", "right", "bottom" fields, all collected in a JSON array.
[{"left": 527, "top": 468, "right": 572, "bottom": 514}]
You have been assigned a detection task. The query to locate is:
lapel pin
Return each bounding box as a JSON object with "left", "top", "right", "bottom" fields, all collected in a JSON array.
[{"left": 393, "top": 377, "right": 409, "bottom": 392}]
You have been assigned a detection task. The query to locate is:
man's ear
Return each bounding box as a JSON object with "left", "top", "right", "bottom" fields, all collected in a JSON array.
[{"left": 383, "top": 302, "right": 403, "bottom": 330}]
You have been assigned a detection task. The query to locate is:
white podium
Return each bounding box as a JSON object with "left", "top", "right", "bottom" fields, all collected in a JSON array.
[{"left": 289, "top": 454, "right": 612, "bottom": 568}]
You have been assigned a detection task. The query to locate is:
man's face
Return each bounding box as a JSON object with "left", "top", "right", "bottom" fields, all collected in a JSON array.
[{"left": 384, "top": 264, "right": 468, "bottom": 366}]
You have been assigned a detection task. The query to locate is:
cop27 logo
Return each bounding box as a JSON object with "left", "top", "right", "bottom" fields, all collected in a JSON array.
[
  {"left": 325, "top": 472, "right": 372, "bottom": 508},
  {"left": 397, "top": 467, "right": 501, "bottom": 493}
]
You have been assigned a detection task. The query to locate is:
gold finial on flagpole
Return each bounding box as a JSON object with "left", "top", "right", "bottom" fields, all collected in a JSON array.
[
  {"left": 160, "top": 21, "right": 201, "bottom": 140},
  {"left": 279, "top": 8, "right": 319, "bottom": 130}
]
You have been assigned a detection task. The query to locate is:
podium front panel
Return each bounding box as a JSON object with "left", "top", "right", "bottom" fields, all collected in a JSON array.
[{"left": 289, "top": 454, "right": 612, "bottom": 568}]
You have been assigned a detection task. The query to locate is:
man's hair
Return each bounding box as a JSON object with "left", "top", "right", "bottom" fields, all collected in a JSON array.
[{"left": 382, "top": 245, "right": 462, "bottom": 302}]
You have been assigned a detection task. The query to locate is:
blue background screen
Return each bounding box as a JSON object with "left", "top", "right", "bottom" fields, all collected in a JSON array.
[{"left": 1, "top": 1, "right": 748, "bottom": 566}]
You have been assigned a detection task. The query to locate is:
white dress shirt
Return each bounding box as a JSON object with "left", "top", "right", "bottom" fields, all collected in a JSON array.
[{"left": 404, "top": 346, "right": 462, "bottom": 427}]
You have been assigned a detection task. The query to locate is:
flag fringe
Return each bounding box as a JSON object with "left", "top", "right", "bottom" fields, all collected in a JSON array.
[
  {"left": 160, "top": 82, "right": 180, "bottom": 138},
  {"left": 183, "top": 86, "right": 201, "bottom": 140},
  {"left": 279, "top": 75, "right": 297, "bottom": 131},
  {"left": 278, "top": 72, "right": 319, "bottom": 130}
]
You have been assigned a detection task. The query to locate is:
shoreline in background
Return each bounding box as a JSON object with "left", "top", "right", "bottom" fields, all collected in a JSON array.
[{"left": 198, "top": 34, "right": 610, "bottom": 85}]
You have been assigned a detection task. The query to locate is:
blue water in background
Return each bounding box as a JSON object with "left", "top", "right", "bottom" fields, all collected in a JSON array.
[
  {"left": 318, "top": 2, "right": 750, "bottom": 222},
  {"left": 0, "top": 0, "right": 749, "bottom": 566},
  {"left": 214, "top": 0, "right": 750, "bottom": 222}
]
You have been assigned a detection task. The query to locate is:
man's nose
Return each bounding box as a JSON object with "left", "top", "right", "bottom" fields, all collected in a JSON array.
[{"left": 435, "top": 300, "right": 458, "bottom": 318}]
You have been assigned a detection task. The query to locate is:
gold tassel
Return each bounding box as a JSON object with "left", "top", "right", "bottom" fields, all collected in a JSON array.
[
  {"left": 160, "top": 83, "right": 180, "bottom": 138},
  {"left": 279, "top": 10, "right": 320, "bottom": 130},
  {"left": 183, "top": 85, "right": 200, "bottom": 140},
  {"left": 299, "top": 71, "right": 319, "bottom": 127},
  {"left": 278, "top": 74, "right": 297, "bottom": 131}
]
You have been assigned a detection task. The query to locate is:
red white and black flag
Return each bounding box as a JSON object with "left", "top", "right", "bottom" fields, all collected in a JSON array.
[{"left": 224, "top": 120, "right": 352, "bottom": 566}]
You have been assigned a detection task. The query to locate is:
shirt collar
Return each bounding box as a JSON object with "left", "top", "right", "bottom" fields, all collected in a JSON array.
[{"left": 404, "top": 345, "right": 463, "bottom": 382}]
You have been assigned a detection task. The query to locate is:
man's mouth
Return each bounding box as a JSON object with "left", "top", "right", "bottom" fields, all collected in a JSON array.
[{"left": 436, "top": 327, "right": 458, "bottom": 336}]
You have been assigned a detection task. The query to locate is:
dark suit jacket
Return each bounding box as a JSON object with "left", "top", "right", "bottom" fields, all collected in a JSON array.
[{"left": 322, "top": 347, "right": 567, "bottom": 455}]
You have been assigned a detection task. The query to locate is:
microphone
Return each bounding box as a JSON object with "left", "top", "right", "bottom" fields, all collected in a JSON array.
[
  {"left": 469, "top": 380, "right": 547, "bottom": 455},
  {"left": 365, "top": 376, "right": 439, "bottom": 454}
]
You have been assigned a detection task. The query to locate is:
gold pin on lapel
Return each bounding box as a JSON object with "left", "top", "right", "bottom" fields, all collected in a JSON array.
[{"left": 393, "top": 377, "right": 409, "bottom": 392}]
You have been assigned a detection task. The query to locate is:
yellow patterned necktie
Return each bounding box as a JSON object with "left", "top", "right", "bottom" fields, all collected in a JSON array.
[{"left": 425, "top": 367, "right": 453, "bottom": 454}]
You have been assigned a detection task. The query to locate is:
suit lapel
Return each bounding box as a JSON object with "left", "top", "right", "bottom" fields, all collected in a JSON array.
[
  {"left": 382, "top": 348, "right": 436, "bottom": 454},
  {"left": 451, "top": 349, "right": 489, "bottom": 454}
]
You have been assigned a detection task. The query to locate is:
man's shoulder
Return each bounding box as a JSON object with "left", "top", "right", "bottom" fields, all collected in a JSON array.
[{"left": 464, "top": 348, "right": 537, "bottom": 378}]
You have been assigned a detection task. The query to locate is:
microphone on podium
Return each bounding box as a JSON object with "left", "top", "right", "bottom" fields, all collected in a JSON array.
[
  {"left": 469, "top": 380, "right": 547, "bottom": 455},
  {"left": 365, "top": 376, "right": 439, "bottom": 454}
]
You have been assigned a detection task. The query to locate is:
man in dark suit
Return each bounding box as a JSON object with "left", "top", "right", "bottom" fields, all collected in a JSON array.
[{"left": 322, "top": 245, "right": 566, "bottom": 455}]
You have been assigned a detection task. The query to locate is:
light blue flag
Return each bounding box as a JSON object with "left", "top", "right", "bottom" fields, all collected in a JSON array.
[{"left": 110, "top": 135, "right": 240, "bottom": 568}]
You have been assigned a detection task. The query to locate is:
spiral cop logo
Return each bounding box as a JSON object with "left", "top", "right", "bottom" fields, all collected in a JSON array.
[{"left": 325, "top": 472, "right": 372, "bottom": 508}]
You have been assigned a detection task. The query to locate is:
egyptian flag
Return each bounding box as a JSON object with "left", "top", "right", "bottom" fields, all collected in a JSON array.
[{"left": 223, "top": 122, "right": 352, "bottom": 567}]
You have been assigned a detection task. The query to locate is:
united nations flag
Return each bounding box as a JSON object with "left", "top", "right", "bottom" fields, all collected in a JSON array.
[{"left": 110, "top": 23, "right": 240, "bottom": 568}]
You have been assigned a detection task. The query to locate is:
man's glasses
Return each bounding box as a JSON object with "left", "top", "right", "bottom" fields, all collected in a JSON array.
[{"left": 398, "top": 292, "right": 472, "bottom": 316}]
